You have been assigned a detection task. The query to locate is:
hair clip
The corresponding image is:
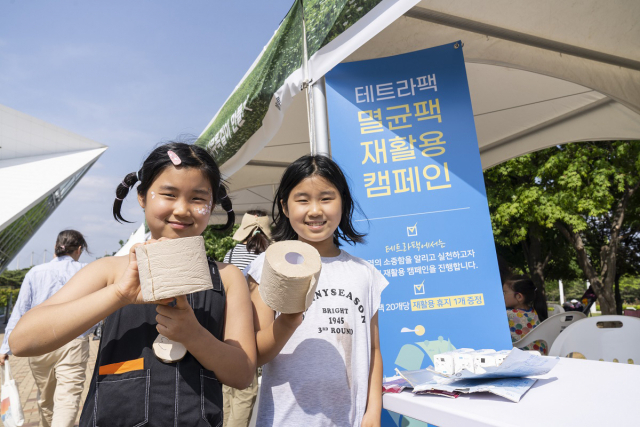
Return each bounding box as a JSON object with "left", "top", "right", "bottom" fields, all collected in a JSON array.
[{"left": 168, "top": 150, "right": 182, "bottom": 166}]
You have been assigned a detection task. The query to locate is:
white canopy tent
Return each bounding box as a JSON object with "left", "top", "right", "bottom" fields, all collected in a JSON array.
[{"left": 205, "top": 0, "right": 640, "bottom": 223}]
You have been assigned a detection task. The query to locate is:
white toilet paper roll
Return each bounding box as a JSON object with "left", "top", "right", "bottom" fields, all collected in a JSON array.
[
  {"left": 259, "top": 241, "right": 322, "bottom": 314},
  {"left": 136, "top": 236, "right": 213, "bottom": 302},
  {"left": 153, "top": 334, "right": 187, "bottom": 363}
]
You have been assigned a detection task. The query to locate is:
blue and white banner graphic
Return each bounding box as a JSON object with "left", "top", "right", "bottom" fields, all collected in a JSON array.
[{"left": 326, "top": 42, "right": 512, "bottom": 383}]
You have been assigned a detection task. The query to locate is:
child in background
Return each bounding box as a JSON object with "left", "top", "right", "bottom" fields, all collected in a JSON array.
[
  {"left": 247, "top": 155, "right": 387, "bottom": 427},
  {"left": 503, "top": 275, "right": 549, "bottom": 355},
  {"left": 222, "top": 209, "right": 271, "bottom": 427},
  {"left": 223, "top": 209, "right": 271, "bottom": 271},
  {"left": 10, "top": 142, "right": 256, "bottom": 427}
]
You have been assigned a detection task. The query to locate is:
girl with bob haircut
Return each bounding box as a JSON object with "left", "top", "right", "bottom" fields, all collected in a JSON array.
[
  {"left": 246, "top": 154, "right": 388, "bottom": 427},
  {"left": 503, "top": 275, "right": 549, "bottom": 354},
  {"left": 10, "top": 142, "right": 257, "bottom": 426}
]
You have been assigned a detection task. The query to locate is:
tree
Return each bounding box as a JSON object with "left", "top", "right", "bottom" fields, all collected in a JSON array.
[
  {"left": 0, "top": 267, "right": 32, "bottom": 288},
  {"left": 485, "top": 153, "right": 582, "bottom": 293},
  {"left": 202, "top": 225, "right": 240, "bottom": 262},
  {"left": 485, "top": 141, "right": 640, "bottom": 314},
  {"left": 582, "top": 198, "right": 640, "bottom": 313}
]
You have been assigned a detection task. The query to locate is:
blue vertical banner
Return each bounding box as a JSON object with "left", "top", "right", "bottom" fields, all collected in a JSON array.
[{"left": 326, "top": 42, "right": 512, "bottom": 386}]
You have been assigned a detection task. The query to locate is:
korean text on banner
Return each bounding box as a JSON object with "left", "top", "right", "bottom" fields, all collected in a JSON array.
[{"left": 326, "top": 42, "right": 512, "bottom": 383}]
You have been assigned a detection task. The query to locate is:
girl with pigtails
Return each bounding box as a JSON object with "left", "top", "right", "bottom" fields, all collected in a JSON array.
[{"left": 9, "top": 142, "right": 256, "bottom": 426}]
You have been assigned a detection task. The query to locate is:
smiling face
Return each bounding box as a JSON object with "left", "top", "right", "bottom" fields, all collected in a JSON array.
[
  {"left": 283, "top": 175, "right": 342, "bottom": 256},
  {"left": 138, "top": 166, "right": 213, "bottom": 239}
]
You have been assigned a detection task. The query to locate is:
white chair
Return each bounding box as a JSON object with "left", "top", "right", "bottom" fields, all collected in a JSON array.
[
  {"left": 549, "top": 315, "right": 640, "bottom": 364},
  {"left": 513, "top": 311, "right": 586, "bottom": 352},
  {"left": 547, "top": 304, "right": 564, "bottom": 314}
]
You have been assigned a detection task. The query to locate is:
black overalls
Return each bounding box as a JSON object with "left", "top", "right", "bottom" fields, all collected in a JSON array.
[{"left": 79, "top": 259, "right": 225, "bottom": 427}]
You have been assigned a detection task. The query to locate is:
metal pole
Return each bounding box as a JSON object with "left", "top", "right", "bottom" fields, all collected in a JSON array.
[
  {"left": 311, "top": 77, "right": 331, "bottom": 157},
  {"left": 558, "top": 280, "right": 565, "bottom": 305},
  {"left": 43, "top": 249, "right": 46, "bottom": 264},
  {"left": 31, "top": 251, "right": 34, "bottom": 267}
]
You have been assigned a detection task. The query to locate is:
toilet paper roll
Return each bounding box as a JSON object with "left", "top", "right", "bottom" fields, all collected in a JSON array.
[
  {"left": 259, "top": 241, "right": 322, "bottom": 314},
  {"left": 136, "top": 236, "right": 213, "bottom": 302},
  {"left": 153, "top": 334, "right": 187, "bottom": 363}
]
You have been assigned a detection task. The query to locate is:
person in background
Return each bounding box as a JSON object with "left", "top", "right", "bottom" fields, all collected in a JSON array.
[
  {"left": 222, "top": 209, "right": 271, "bottom": 427},
  {"left": 223, "top": 209, "right": 271, "bottom": 271},
  {"left": 0, "top": 230, "right": 93, "bottom": 427},
  {"left": 503, "top": 275, "right": 549, "bottom": 355}
]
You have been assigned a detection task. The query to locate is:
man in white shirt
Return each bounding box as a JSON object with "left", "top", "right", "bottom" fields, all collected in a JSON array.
[{"left": 0, "top": 230, "right": 94, "bottom": 427}]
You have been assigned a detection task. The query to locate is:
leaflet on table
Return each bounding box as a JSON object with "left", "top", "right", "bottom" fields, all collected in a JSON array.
[
  {"left": 395, "top": 366, "right": 538, "bottom": 403},
  {"left": 430, "top": 348, "right": 559, "bottom": 380},
  {"left": 382, "top": 376, "right": 412, "bottom": 394},
  {"left": 415, "top": 377, "right": 537, "bottom": 403}
]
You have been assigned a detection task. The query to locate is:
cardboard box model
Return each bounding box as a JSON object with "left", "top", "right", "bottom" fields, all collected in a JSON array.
[{"left": 136, "top": 236, "right": 212, "bottom": 302}]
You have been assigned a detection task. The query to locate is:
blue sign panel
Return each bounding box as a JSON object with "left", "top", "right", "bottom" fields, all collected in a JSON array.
[{"left": 326, "top": 42, "right": 512, "bottom": 385}]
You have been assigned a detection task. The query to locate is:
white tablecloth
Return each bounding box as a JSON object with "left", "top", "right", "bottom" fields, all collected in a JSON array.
[{"left": 383, "top": 357, "right": 640, "bottom": 427}]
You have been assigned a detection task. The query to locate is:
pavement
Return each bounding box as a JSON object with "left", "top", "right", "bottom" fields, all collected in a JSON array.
[{"left": 0, "top": 323, "right": 100, "bottom": 427}]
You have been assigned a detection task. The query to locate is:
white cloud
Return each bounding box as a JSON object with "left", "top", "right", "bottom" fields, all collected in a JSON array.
[{"left": 66, "top": 174, "right": 118, "bottom": 203}]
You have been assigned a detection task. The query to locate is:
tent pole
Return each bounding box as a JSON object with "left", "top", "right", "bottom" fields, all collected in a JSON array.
[{"left": 311, "top": 77, "right": 331, "bottom": 157}]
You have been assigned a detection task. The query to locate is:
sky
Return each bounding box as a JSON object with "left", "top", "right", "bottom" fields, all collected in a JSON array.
[{"left": 1, "top": 0, "right": 294, "bottom": 267}]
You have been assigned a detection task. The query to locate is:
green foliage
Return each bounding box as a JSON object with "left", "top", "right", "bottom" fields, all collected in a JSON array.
[
  {"left": 485, "top": 141, "right": 640, "bottom": 281},
  {"left": 486, "top": 141, "right": 640, "bottom": 240},
  {"left": 202, "top": 225, "right": 240, "bottom": 262},
  {"left": 0, "top": 268, "right": 31, "bottom": 288},
  {"left": 544, "top": 279, "right": 590, "bottom": 303},
  {"left": 0, "top": 288, "right": 21, "bottom": 309},
  {"left": 620, "top": 275, "right": 640, "bottom": 304}
]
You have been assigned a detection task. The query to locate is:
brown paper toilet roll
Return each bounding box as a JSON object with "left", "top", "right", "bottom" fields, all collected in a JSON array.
[
  {"left": 136, "top": 236, "right": 212, "bottom": 302},
  {"left": 259, "top": 241, "right": 322, "bottom": 314}
]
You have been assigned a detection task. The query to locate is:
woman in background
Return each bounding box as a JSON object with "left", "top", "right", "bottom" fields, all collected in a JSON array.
[{"left": 223, "top": 209, "right": 271, "bottom": 271}]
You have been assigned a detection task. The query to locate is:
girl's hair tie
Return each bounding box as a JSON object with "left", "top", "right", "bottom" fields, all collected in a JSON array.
[
  {"left": 226, "top": 208, "right": 233, "bottom": 213},
  {"left": 115, "top": 196, "right": 124, "bottom": 201},
  {"left": 121, "top": 180, "right": 128, "bottom": 188},
  {"left": 60, "top": 245, "right": 65, "bottom": 250},
  {"left": 136, "top": 170, "right": 140, "bottom": 181},
  {"left": 220, "top": 193, "right": 229, "bottom": 200}
]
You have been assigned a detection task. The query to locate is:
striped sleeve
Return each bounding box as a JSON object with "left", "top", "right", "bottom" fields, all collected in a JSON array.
[{"left": 225, "top": 244, "right": 259, "bottom": 271}]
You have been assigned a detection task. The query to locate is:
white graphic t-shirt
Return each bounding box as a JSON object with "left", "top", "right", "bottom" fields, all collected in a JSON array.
[{"left": 247, "top": 249, "right": 388, "bottom": 427}]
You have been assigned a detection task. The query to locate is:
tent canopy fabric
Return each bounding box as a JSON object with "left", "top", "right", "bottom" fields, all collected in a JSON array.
[{"left": 202, "top": 0, "right": 640, "bottom": 222}]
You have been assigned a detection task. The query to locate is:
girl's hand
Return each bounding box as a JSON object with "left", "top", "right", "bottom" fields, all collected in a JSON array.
[
  {"left": 112, "top": 239, "right": 172, "bottom": 305},
  {"left": 361, "top": 410, "right": 381, "bottom": 427},
  {"left": 278, "top": 312, "right": 304, "bottom": 328},
  {"left": 155, "top": 295, "right": 202, "bottom": 346}
]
